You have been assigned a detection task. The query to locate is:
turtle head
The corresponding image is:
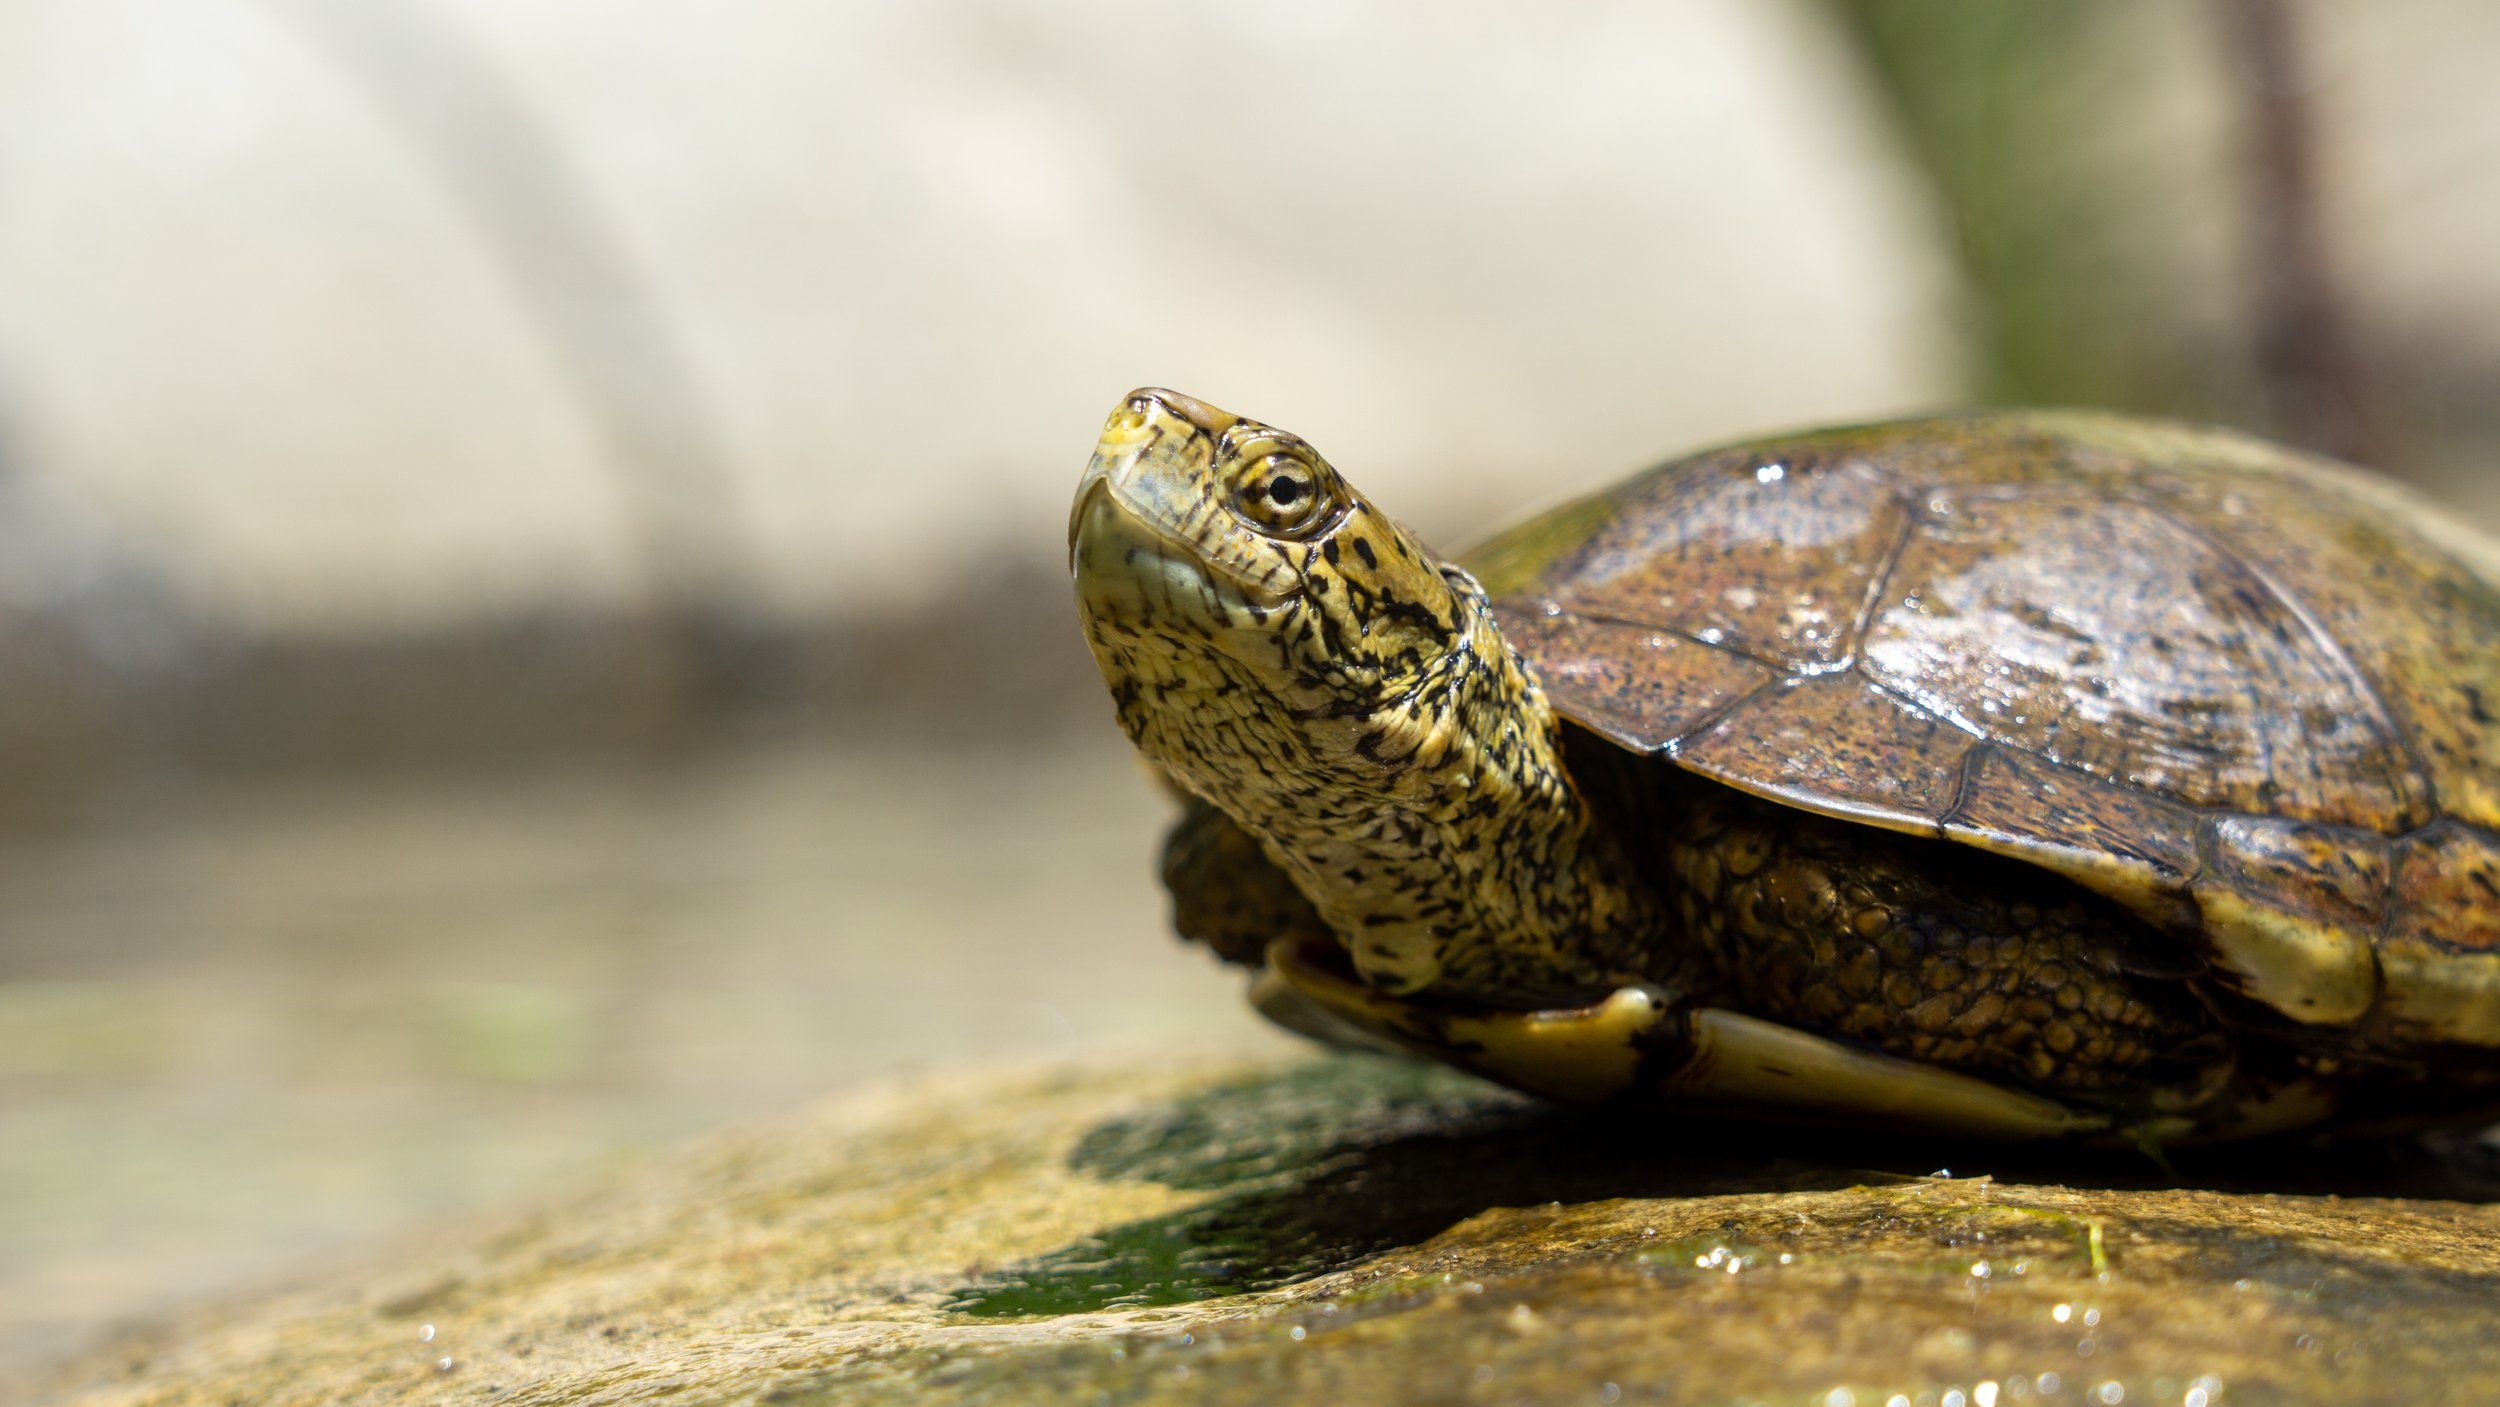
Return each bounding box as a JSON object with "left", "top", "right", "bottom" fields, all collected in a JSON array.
[
  {"left": 1072, "top": 388, "right": 1654, "bottom": 1000},
  {"left": 1069, "top": 386, "right": 1484, "bottom": 728}
]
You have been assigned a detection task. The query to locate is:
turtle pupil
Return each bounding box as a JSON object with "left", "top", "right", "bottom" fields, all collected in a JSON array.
[{"left": 1268, "top": 477, "right": 1306, "bottom": 508}]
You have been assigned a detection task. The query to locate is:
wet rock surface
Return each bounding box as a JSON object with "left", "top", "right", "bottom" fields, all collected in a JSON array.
[{"left": 27, "top": 1053, "right": 2500, "bottom": 1407}]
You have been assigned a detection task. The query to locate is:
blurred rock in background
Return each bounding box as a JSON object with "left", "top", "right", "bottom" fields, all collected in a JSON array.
[{"left": 0, "top": 0, "right": 1963, "bottom": 792}]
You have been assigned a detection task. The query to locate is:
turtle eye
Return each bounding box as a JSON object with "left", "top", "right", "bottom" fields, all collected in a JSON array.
[{"left": 1232, "top": 456, "right": 1330, "bottom": 536}]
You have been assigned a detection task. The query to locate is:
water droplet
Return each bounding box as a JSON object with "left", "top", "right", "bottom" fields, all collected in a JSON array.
[
  {"left": 1887, "top": 1395, "right": 1912, "bottom": 1407},
  {"left": 2082, "top": 1307, "right": 2101, "bottom": 1327},
  {"left": 418, "top": 1324, "right": 436, "bottom": 1343},
  {"left": 1944, "top": 1391, "right": 1969, "bottom": 1407},
  {"left": 2092, "top": 1382, "right": 2124, "bottom": 1405},
  {"left": 2052, "top": 1303, "right": 2073, "bottom": 1324},
  {"left": 1600, "top": 1385, "right": 1623, "bottom": 1405},
  {"left": 1288, "top": 1326, "right": 1306, "bottom": 1341},
  {"left": 435, "top": 1358, "right": 456, "bottom": 1374},
  {"left": 1970, "top": 1261, "right": 1992, "bottom": 1278},
  {"left": 2183, "top": 1392, "right": 2208, "bottom": 1407},
  {"left": 1975, "top": 1383, "right": 2000, "bottom": 1407},
  {"left": 1826, "top": 1390, "right": 1858, "bottom": 1407},
  {"left": 2037, "top": 1373, "right": 2063, "bottom": 1396},
  {"left": 1756, "top": 463, "right": 1787, "bottom": 484}
]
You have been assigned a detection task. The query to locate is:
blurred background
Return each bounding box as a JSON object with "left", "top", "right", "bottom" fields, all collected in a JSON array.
[{"left": 5, "top": 0, "right": 2500, "bottom": 1378}]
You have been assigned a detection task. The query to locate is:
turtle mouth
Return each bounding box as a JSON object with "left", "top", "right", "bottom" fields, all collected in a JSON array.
[
  {"left": 1070, "top": 479, "right": 1231, "bottom": 629},
  {"left": 1069, "top": 465, "right": 1291, "bottom": 630}
]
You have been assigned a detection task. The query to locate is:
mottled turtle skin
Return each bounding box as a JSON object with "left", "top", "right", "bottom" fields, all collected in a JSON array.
[{"left": 1074, "top": 391, "right": 2500, "bottom": 1143}]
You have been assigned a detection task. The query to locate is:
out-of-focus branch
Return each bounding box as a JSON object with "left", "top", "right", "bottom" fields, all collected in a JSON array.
[
  {"left": 2214, "top": 0, "right": 2378, "bottom": 465},
  {"left": 1823, "top": 2, "right": 2210, "bottom": 416}
]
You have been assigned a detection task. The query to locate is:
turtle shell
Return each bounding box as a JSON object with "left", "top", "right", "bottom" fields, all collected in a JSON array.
[{"left": 1467, "top": 412, "right": 2500, "bottom": 1049}]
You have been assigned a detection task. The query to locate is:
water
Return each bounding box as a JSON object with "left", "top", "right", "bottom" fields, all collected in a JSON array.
[{"left": 0, "top": 729, "right": 1261, "bottom": 1372}]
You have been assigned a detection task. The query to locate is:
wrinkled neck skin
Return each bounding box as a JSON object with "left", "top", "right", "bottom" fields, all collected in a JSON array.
[{"left": 1102, "top": 572, "right": 1665, "bottom": 1003}]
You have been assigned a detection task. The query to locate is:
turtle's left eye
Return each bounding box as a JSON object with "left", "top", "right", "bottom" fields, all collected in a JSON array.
[{"left": 1232, "top": 456, "right": 1329, "bottom": 536}]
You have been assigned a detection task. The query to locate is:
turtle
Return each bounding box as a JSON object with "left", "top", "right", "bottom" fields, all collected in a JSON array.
[{"left": 1069, "top": 387, "right": 2500, "bottom": 1143}]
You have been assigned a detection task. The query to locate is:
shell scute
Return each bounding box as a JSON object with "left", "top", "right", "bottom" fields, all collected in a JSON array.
[
  {"left": 2203, "top": 815, "right": 2390, "bottom": 931},
  {"left": 2381, "top": 822, "right": 2500, "bottom": 1044},
  {"left": 1493, "top": 603, "right": 1771, "bottom": 752},
  {"left": 2193, "top": 815, "right": 2387, "bottom": 1025},
  {"left": 1675, "top": 674, "right": 1971, "bottom": 832},
  {"left": 1940, "top": 746, "right": 2203, "bottom": 927},
  {"left": 1861, "top": 485, "right": 2417, "bottom": 829},
  {"left": 1534, "top": 446, "right": 1908, "bottom": 670}
]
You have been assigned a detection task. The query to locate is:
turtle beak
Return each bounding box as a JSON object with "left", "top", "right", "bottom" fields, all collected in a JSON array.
[{"left": 1066, "top": 461, "right": 1116, "bottom": 573}]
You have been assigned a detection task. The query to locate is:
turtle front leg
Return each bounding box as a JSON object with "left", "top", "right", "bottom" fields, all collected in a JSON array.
[
  {"left": 1263, "top": 937, "right": 2104, "bottom": 1140},
  {"left": 1161, "top": 799, "right": 1326, "bottom": 969}
]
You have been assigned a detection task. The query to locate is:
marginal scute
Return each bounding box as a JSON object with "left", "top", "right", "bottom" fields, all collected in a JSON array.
[
  {"left": 1495, "top": 602, "right": 1772, "bottom": 752},
  {"left": 2194, "top": 816, "right": 2386, "bottom": 1025},
  {"left": 2382, "top": 823, "right": 2500, "bottom": 1045},
  {"left": 1944, "top": 747, "right": 2202, "bottom": 928},
  {"left": 1675, "top": 674, "right": 1970, "bottom": 834}
]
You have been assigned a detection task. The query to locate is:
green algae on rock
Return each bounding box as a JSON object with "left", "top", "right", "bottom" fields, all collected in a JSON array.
[{"left": 24, "top": 1050, "right": 2500, "bottom": 1407}]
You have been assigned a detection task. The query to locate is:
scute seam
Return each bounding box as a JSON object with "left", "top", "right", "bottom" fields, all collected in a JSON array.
[{"left": 1834, "top": 489, "right": 1924, "bottom": 670}]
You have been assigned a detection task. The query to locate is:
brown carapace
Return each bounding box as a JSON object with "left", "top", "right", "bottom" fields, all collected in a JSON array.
[{"left": 1074, "top": 390, "right": 2500, "bottom": 1143}]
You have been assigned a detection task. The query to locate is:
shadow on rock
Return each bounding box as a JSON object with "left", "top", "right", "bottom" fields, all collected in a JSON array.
[{"left": 941, "top": 1054, "right": 2500, "bottom": 1317}]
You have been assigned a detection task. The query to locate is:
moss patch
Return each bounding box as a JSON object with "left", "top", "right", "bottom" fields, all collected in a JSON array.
[{"left": 25, "top": 1051, "right": 2500, "bottom": 1407}]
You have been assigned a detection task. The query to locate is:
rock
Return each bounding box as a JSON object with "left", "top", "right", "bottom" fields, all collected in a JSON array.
[{"left": 27, "top": 1052, "right": 2500, "bottom": 1406}]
